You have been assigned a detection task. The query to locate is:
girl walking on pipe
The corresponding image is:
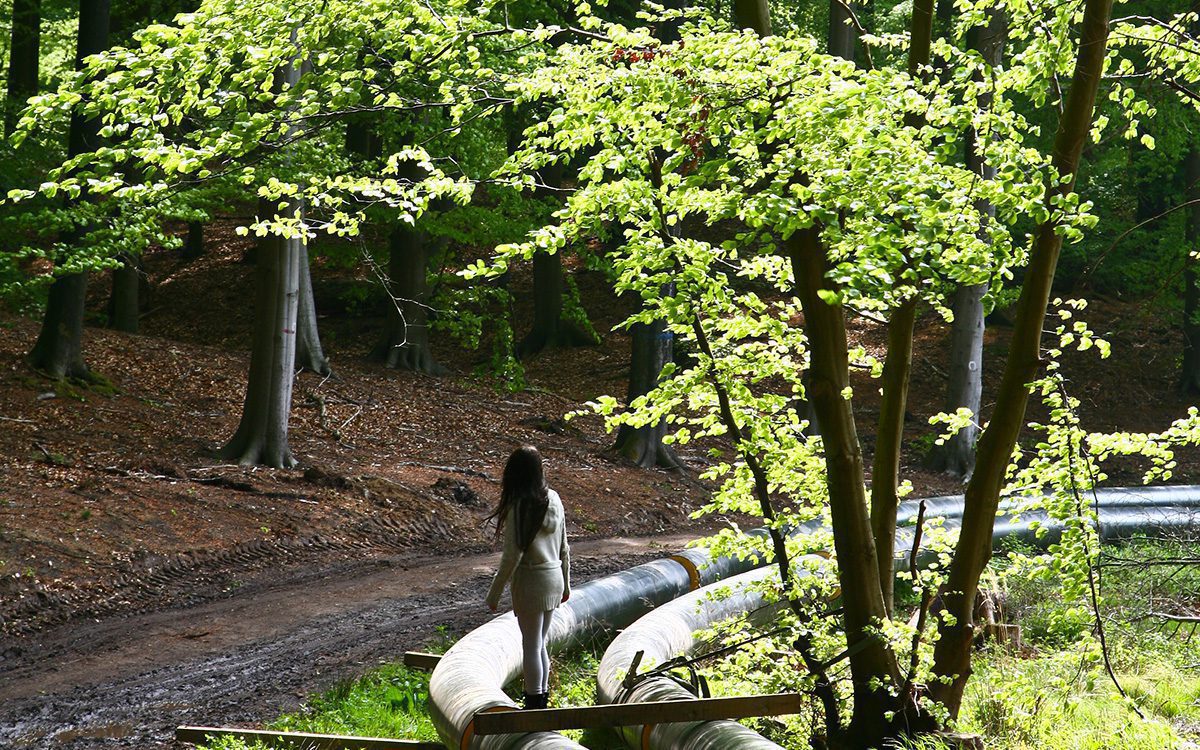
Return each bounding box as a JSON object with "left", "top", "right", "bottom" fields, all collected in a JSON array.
[{"left": 485, "top": 445, "right": 571, "bottom": 710}]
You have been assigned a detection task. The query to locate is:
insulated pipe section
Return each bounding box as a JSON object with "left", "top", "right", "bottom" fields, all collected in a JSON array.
[
  {"left": 596, "top": 566, "right": 786, "bottom": 750},
  {"left": 430, "top": 552, "right": 738, "bottom": 750}
]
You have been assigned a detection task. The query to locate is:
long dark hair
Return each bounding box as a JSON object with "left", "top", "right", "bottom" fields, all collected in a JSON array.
[{"left": 486, "top": 445, "right": 550, "bottom": 550}]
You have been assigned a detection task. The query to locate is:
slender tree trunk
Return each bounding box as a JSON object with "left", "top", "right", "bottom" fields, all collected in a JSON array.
[
  {"left": 865, "top": 0, "right": 935, "bottom": 619},
  {"left": 30, "top": 272, "right": 90, "bottom": 378},
  {"left": 732, "top": 0, "right": 771, "bottom": 35},
  {"left": 109, "top": 253, "right": 140, "bottom": 333},
  {"left": 5, "top": 0, "right": 40, "bottom": 137},
  {"left": 220, "top": 43, "right": 304, "bottom": 469},
  {"left": 868, "top": 299, "right": 916, "bottom": 616},
  {"left": 928, "top": 283, "right": 986, "bottom": 476},
  {"left": 373, "top": 223, "right": 446, "bottom": 374},
  {"left": 29, "top": 0, "right": 111, "bottom": 380},
  {"left": 1181, "top": 147, "right": 1200, "bottom": 395},
  {"left": 613, "top": 292, "right": 681, "bottom": 469},
  {"left": 928, "top": 10, "right": 1005, "bottom": 478},
  {"left": 294, "top": 235, "right": 330, "bottom": 375},
  {"left": 220, "top": 198, "right": 302, "bottom": 468},
  {"left": 790, "top": 228, "right": 901, "bottom": 746},
  {"left": 829, "top": 0, "right": 855, "bottom": 60},
  {"left": 183, "top": 220, "right": 205, "bottom": 259},
  {"left": 930, "top": 0, "right": 1115, "bottom": 717},
  {"left": 517, "top": 166, "right": 597, "bottom": 359},
  {"left": 515, "top": 246, "right": 597, "bottom": 357}
]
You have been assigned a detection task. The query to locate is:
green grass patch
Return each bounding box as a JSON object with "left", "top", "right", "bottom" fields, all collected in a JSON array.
[{"left": 198, "top": 664, "right": 437, "bottom": 749}]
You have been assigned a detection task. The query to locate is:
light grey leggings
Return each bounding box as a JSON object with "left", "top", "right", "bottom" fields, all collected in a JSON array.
[{"left": 515, "top": 608, "right": 554, "bottom": 693}]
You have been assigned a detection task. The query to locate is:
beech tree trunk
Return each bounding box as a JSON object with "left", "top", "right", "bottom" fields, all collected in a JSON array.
[
  {"left": 790, "top": 228, "right": 902, "bottom": 746},
  {"left": 868, "top": 299, "right": 916, "bottom": 616},
  {"left": 929, "top": 0, "right": 1115, "bottom": 717},
  {"left": 828, "top": 0, "right": 856, "bottom": 60},
  {"left": 5, "top": 0, "right": 40, "bottom": 137},
  {"left": 732, "top": 0, "right": 771, "bottom": 35},
  {"left": 220, "top": 198, "right": 302, "bottom": 468},
  {"left": 29, "top": 0, "right": 110, "bottom": 380},
  {"left": 927, "top": 10, "right": 1005, "bottom": 479},
  {"left": 866, "top": 0, "right": 935, "bottom": 620},
  {"left": 183, "top": 220, "right": 205, "bottom": 260},
  {"left": 516, "top": 165, "right": 596, "bottom": 358},
  {"left": 927, "top": 282, "right": 985, "bottom": 476},
  {"left": 613, "top": 307, "right": 681, "bottom": 469},
  {"left": 220, "top": 46, "right": 304, "bottom": 469},
  {"left": 30, "top": 272, "right": 90, "bottom": 379},
  {"left": 1181, "top": 147, "right": 1200, "bottom": 395},
  {"left": 372, "top": 224, "right": 447, "bottom": 374},
  {"left": 109, "top": 254, "right": 141, "bottom": 333},
  {"left": 294, "top": 234, "right": 330, "bottom": 376}
]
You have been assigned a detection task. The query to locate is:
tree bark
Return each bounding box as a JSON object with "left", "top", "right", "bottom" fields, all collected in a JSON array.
[
  {"left": 865, "top": 0, "right": 936, "bottom": 620},
  {"left": 1181, "top": 147, "right": 1200, "bottom": 394},
  {"left": 613, "top": 307, "right": 681, "bottom": 469},
  {"left": 869, "top": 299, "right": 916, "bottom": 616},
  {"left": 294, "top": 235, "right": 330, "bottom": 375},
  {"left": 372, "top": 223, "right": 447, "bottom": 374},
  {"left": 829, "top": 0, "right": 856, "bottom": 60},
  {"left": 220, "top": 43, "right": 304, "bottom": 469},
  {"left": 516, "top": 248, "right": 597, "bottom": 358},
  {"left": 29, "top": 0, "right": 111, "bottom": 381},
  {"left": 927, "top": 9, "right": 1005, "bottom": 479},
  {"left": 183, "top": 220, "right": 205, "bottom": 260},
  {"left": 30, "top": 272, "right": 90, "bottom": 379},
  {"left": 929, "top": 0, "right": 1115, "bottom": 717},
  {"left": 517, "top": 160, "right": 597, "bottom": 359},
  {"left": 732, "top": 0, "right": 771, "bottom": 35},
  {"left": 927, "top": 282, "right": 985, "bottom": 476},
  {"left": 220, "top": 198, "right": 302, "bottom": 468},
  {"left": 5, "top": 0, "right": 40, "bottom": 137},
  {"left": 109, "top": 253, "right": 141, "bottom": 333},
  {"left": 790, "top": 228, "right": 901, "bottom": 746}
]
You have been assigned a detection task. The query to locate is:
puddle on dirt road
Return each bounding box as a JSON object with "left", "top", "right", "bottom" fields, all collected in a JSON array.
[{"left": 54, "top": 723, "right": 134, "bottom": 742}]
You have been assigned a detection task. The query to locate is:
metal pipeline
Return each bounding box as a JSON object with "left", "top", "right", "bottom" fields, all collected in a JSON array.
[{"left": 429, "top": 487, "right": 1200, "bottom": 750}]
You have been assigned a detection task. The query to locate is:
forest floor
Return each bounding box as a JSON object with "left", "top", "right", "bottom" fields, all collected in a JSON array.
[{"left": 0, "top": 223, "right": 1197, "bottom": 748}]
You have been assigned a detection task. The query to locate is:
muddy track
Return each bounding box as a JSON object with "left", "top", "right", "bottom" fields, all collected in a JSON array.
[
  {"left": 0, "top": 536, "right": 688, "bottom": 749},
  {"left": 1, "top": 498, "right": 467, "bottom": 637}
]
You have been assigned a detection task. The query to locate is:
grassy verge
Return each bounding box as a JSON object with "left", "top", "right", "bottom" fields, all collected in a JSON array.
[
  {"left": 953, "top": 534, "right": 1200, "bottom": 750},
  {"left": 195, "top": 638, "right": 616, "bottom": 749},
  {"left": 197, "top": 663, "right": 439, "bottom": 749}
]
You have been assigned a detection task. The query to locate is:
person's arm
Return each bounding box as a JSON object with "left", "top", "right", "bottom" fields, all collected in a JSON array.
[
  {"left": 486, "top": 510, "right": 522, "bottom": 611},
  {"left": 559, "top": 520, "right": 571, "bottom": 602}
]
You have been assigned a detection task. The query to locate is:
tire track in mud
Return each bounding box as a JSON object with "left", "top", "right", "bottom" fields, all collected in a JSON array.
[{"left": 0, "top": 541, "right": 672, "bottom": 750}]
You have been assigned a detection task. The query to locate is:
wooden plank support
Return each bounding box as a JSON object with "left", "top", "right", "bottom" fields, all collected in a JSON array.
[
  {"left": 472, "top": 692, "right": 805, "bottom": 735},
  {"left": 403, "top": 651, "right": 442, "bottom": 671},
  {"left": 175, "top": 725, "right": 444, "bottom": 750}
]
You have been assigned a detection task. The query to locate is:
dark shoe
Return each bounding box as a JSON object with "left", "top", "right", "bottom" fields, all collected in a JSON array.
[{"left": 523, "top": 692, "right": 548, "bottom": 710}]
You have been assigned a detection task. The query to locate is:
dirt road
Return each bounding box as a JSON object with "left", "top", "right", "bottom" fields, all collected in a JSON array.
[{"left": 0, "top": 535, "right": 689, "bottom": 749}]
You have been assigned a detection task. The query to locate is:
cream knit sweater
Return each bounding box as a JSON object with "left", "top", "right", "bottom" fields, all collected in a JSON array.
[{"left": 486, "top": 489, "right": 571, "bottom": 613}]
